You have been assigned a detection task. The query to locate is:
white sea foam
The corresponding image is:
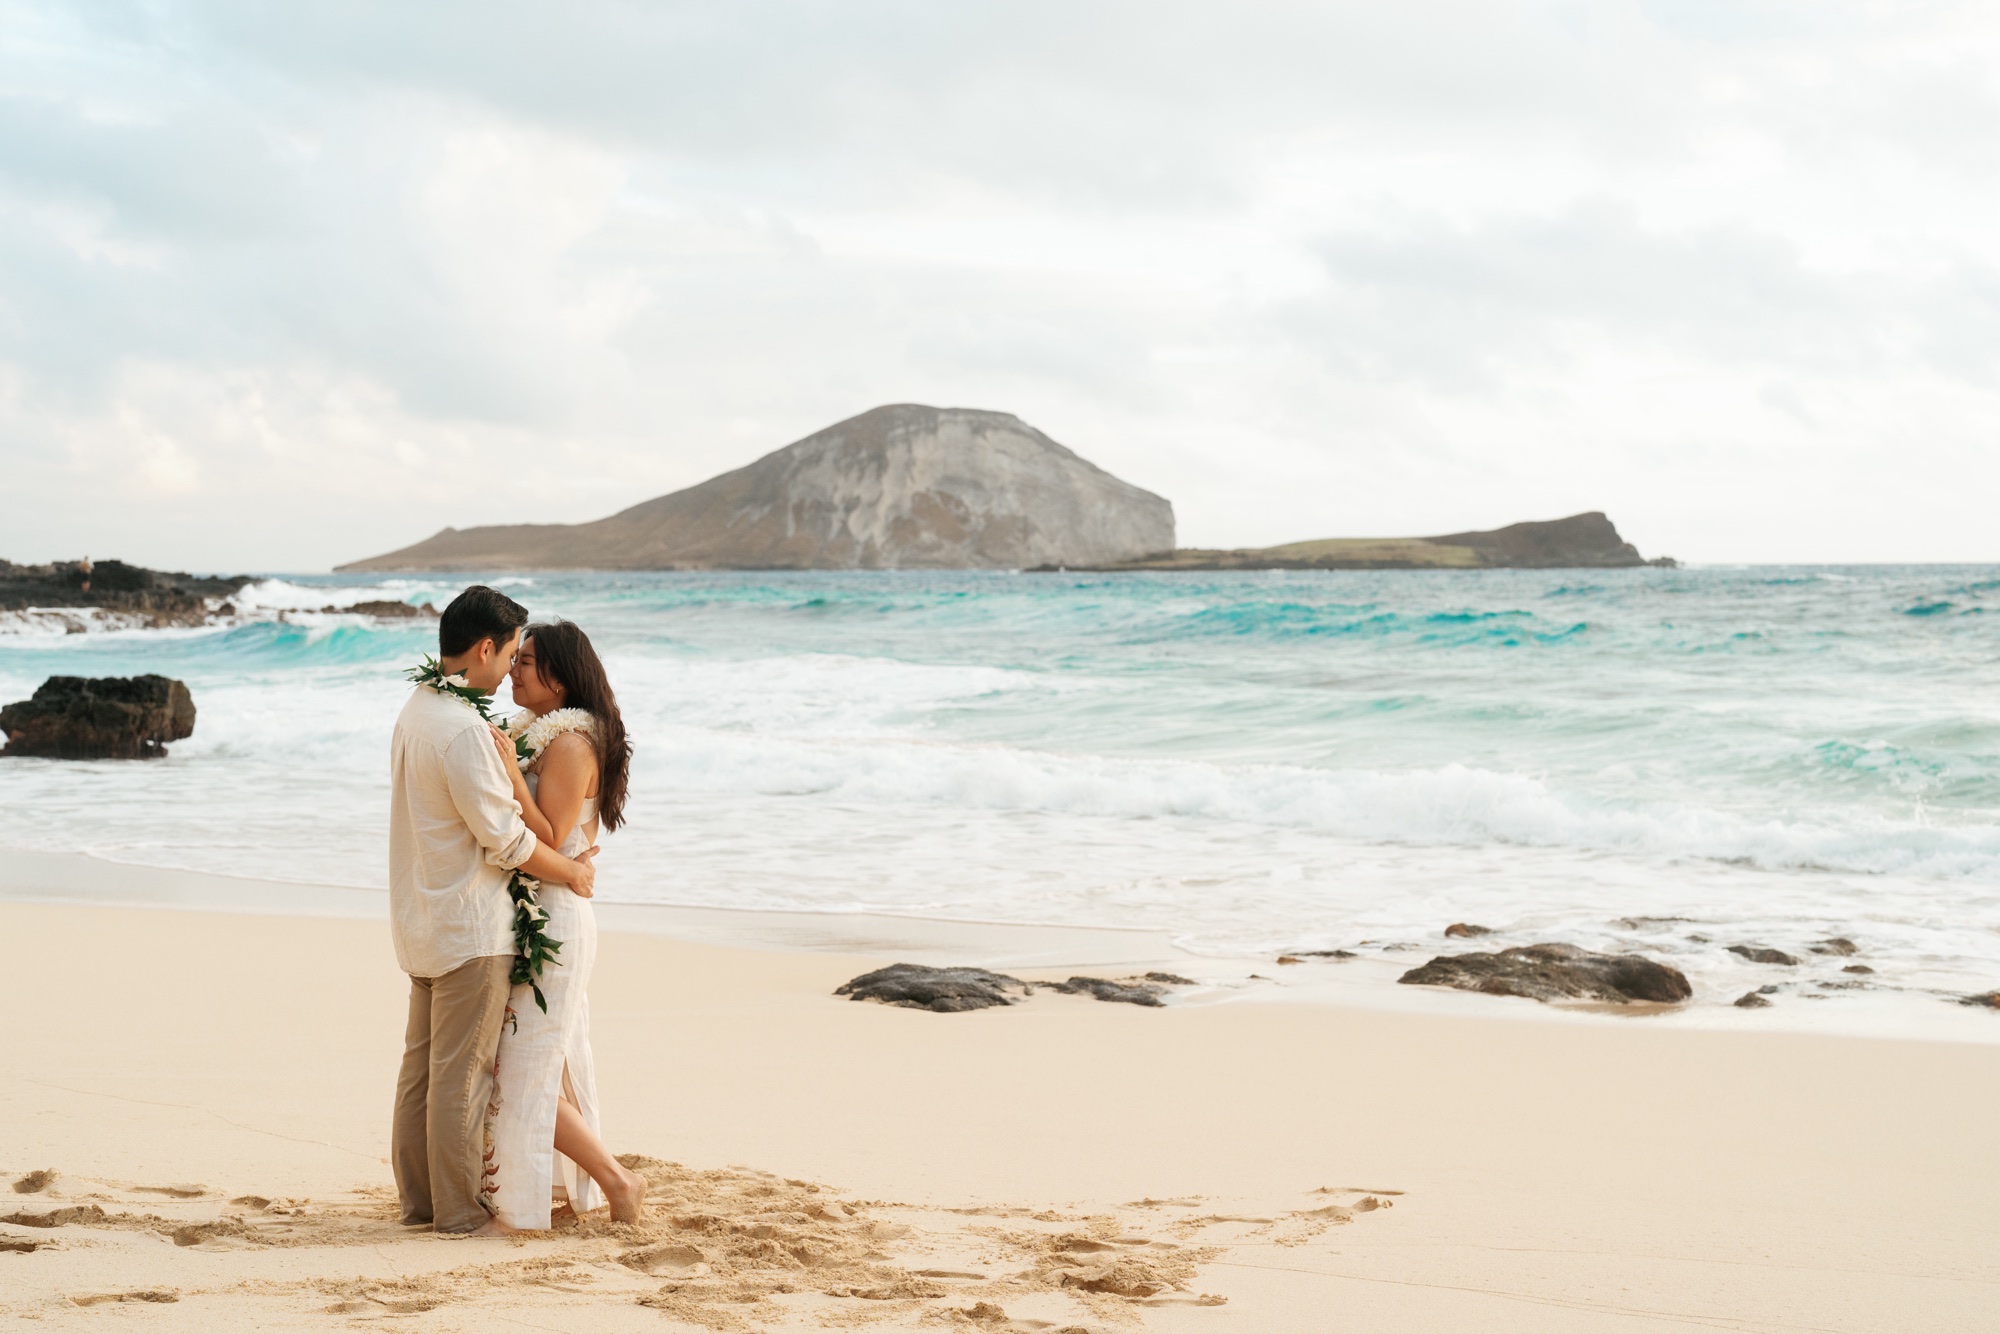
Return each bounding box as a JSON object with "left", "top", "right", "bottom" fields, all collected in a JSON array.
[
  {"left": 0, "top": 608, "right": 230, "bottom": 639},
  {"left": 625, "top": 725, "right": 2000, "bottom": 883},
  {"left": 230, "top": 579, "right": 414, "bottom": 612},
  {"left": 0, "top": 608, "right": 102, "bottom": 636}
]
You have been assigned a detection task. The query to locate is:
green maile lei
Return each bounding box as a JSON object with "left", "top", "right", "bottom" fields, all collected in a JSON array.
[{"left": 405, "top": 655, "right": 564, "bottom": 1014}]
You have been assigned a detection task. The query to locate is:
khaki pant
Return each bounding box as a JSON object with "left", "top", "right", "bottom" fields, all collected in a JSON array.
[{"left": 392, "top": 955, "right": 512, "bottom": 1232}]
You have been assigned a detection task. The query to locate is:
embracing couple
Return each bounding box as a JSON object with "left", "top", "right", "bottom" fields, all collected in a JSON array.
[{"left": 387, "top": 584, "right": 644, "bottom": 1234}]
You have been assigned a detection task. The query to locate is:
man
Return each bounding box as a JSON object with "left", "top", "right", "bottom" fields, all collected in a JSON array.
[{"left": 389, "top": 585, "right": 598, "bottom": 1233}]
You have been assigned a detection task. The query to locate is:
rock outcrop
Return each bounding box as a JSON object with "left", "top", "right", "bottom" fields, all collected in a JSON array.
[
  {"left": 1062, "top": 512, "right": 1674, "bottom": 571},
  {"left": 834, "top": 963, "right": 1032, "bottom": 1012},
  {"left": 833, "top": 964, "right": 1194, "bottom": 1011},
  {"left": 1727, "top": 945, "right": 1800, "bottom": 966},
  {"left": 339, "top": 405, "right": 1174, "bottom": 572},
  {"left": 328, "top": 601, "right": 437, "bottom": 618},
  {"left": 1426, "top": 513, "right": 1658, "bottom": 568},
  {"left": 0, "top": 675, "right": 196, "bottom": 759},
  {"left": 0, "top": 560, "right": 249, "bottom": 626},
  {"left": 1048, "top": 976, "right": 1168, "bottom": 1007},
  {"left": 1398, "top": 942, "right": 1693, "bottom": 1005}
]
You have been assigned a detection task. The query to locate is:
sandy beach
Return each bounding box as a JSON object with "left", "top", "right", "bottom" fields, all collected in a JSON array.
[{"left": 0, "top": 860, "right": 1994, "bottom": 1332}]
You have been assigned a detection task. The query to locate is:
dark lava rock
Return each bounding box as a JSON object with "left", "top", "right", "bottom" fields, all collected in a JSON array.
[
  {"left": 1144, "top": 971, "right": 1197, "bottom": 985},
  {"left": 1050, "top": 976, "right": 1166, "bottom": 1007},
  {"left": 1842, "top": 964, "right": 1874, "bottom": 975},
  {"left": 1290, "top": 949, "right": 1356, "bottom": 960},
  {"left": 1397, "top": 942, "right": 1693, "bottom": 1005},
  {"left": 834, "top": 963, "right": 1030, "bottom": 1012},
  {"left": 1810, "top": 938, "right": 1858, "bottom": 956},
  {"left": 0, "top": 557, "right": 247, "bottom": 625},
  {"left": 1444, "top": 923, "right": 1493, "bottom": 938},
  {"left": 1727, "top": 945, "right": 1800, "bottom": 966},
  {"left": 1, "top": 675, "right": 195, "bottom": 759},
  {"left": 328, "top": 600, "right": 439, "bottom": 618},
  {"left": 1734, "top": 991, "right": 1772, "bottom": 1008},
  {"left": 1959, "top": 991, "right": 2000, "bottom": 1009}
]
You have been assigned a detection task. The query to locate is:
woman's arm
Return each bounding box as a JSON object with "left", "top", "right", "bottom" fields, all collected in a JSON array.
[
  {"left": 528, "top": 732, "right": 597, "bottom": 853},
  {"left": 488, "top": 726, "right": 558, "bottom": 847}
]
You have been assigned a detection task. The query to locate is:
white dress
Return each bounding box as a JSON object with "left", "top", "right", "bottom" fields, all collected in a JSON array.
[{"left": 485, "top": 777, "right": 604, "bottom": 1228}]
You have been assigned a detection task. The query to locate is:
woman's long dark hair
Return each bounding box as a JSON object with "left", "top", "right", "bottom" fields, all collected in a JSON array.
[{"left": 525, "top": 620, "right": 632, "bottom": 833}]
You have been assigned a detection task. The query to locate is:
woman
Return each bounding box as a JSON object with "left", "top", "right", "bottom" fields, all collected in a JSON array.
[{"left": 476, "top": 620, "right": 645, "bottom": 1232}]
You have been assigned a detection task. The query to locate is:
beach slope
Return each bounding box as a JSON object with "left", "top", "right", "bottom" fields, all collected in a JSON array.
[{"left": 1, "top": 894, "right": 1994, "bottom": 1331}]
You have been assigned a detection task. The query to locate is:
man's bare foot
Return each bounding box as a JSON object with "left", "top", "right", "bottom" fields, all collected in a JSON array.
[
  {"left": 604, "top": 1165, "right": 646, "bottom": 1224},
  {"left": 467, "top": 1216, "right": 519, "bottom": 1238}
]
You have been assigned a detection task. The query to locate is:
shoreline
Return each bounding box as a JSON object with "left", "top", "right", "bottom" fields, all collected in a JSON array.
[
  {"left": 1, "top": 880, "right": 1995, "bottom": 1330},
  {"left": 7, "top": 846, "right": 1998, "bottom": 1048}
]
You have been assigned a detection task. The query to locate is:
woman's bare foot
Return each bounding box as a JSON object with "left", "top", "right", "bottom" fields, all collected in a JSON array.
[{"left": 604, "top": 1165, "right": 646, "bottom": 1224}]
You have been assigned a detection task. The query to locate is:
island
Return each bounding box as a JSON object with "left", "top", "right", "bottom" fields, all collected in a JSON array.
[
  {"left": 338, "top": 405, "right": 1176, "bottom": 572},
  {"left": 1035, "top": 512, "right": 1675, "bottom": 572}
]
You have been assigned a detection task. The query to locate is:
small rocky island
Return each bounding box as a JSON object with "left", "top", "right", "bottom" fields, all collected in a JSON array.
[
  {"left": 340, "top": 404, "right": 1176, "bottom": 572},
  {"left": 1049, "top": 511, "right": 1675, "bottom": 572}
]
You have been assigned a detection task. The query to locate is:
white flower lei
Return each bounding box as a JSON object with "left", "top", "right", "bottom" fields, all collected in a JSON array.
[
  {"left": 502, "top": 707, "right": 595, "bottom": 771},
  {"left": 407, "top": 658, "right": 573, "bottom": 1011}
]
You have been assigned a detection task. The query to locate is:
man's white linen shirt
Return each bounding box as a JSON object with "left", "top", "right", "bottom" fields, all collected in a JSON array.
[{"left": 389, "top": 686, "right": 537, "bottom": 978}]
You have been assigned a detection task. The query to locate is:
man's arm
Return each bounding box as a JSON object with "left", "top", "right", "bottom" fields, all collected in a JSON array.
[
  {"left": 521, "top": 839, "right": 598, "bottom": 898},
  {"left": 443, "top": 728, "right": 597, "bottom": 896}
]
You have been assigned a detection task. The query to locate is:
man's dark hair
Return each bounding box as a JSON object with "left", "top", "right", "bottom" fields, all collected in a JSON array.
[{"left": 438, "top": 585, "right": 529, "bottom": 657}]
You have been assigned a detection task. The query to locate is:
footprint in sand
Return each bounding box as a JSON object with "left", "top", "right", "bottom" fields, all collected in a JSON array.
[
  {"left": 325, "top": 1296, "right": 440, "bottom": 1315},
  {"left": 11, "top": 1169, "right": 58, "bottom": 1195},
  {"left": 70, "top": 1291, "right": 179, "bottom": 1306},
  {"left": 172, "top": 1220, "right": 251, "bottom": 1247},
  {"left": 3, "top": 1204, "right": 108, "bottom": 1228},
  {"left": 618, "top": 1242, "right": 707, "bottom": 1276}
]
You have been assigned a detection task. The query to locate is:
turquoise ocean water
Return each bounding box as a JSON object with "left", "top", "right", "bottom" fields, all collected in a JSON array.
[{"left": 4, "top": 566, "right": 1998, "bottom": 1030}]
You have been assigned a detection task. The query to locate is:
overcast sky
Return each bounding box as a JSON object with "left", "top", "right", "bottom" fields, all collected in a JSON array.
[{"left": 4, "top": 1, "right": 1998, "bottom": 570}]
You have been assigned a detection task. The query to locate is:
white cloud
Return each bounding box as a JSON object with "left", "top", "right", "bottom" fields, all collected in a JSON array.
[{"left": 1, "top": 0, "right": 1998, "bottom": 568}]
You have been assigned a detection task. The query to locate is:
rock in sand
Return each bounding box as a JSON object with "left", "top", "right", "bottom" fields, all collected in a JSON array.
[
  {"left": 1049, "top": 977, "right": 1167, "bottom": 1007},
  {"left": 1727, "top": 945, "right": 1800, "bottom": 966},
  {"left": 1397, "top": 942, "right": 1693, "bottom": 1005},
  {"left": 834, "top": 964, "right": 1031, "bottom": 1012}
]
